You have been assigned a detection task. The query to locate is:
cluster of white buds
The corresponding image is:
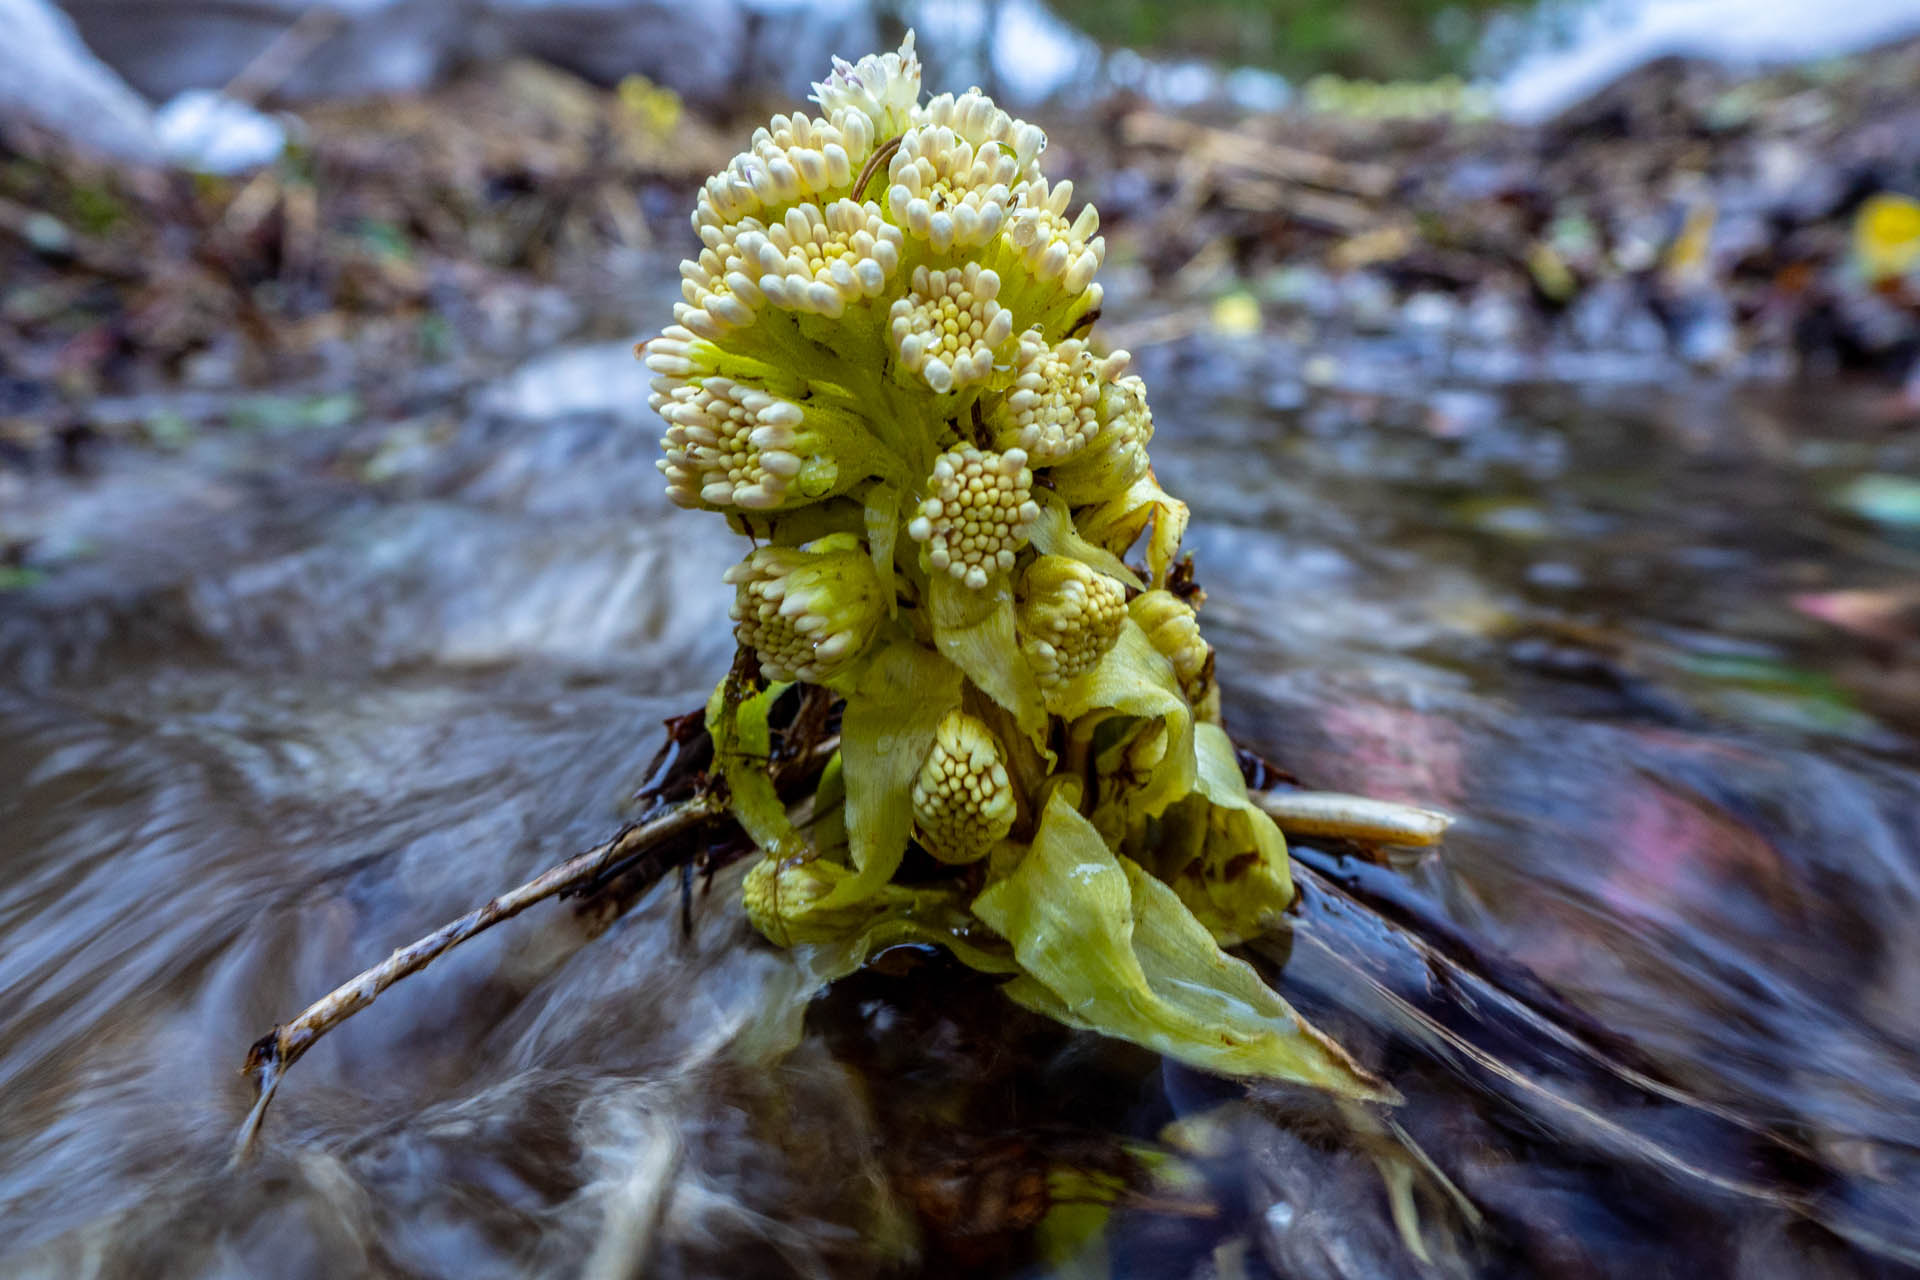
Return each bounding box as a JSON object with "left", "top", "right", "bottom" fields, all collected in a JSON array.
[
  {"left": 725, "top": 537, "right": 885, "bottom": 681},
  {"left": 888, "top": 263, "right": 1015, "bottom": 392},
  {"left": 1053, "top": 371, "right": 1155, "bottom": 499},
  {"left": 655, "top": 375, "right": 828, "bottom": 510},
  {"left": 920, "top": 91, "right": 1046, "bottom": 176},
  {"left": 696, "top": 109, "right": 875, "bottom": 230},
  {"left": 991, "top": 331, "right": 1129, "bottom": 463},
  {"left": 906, "top": 445, "right": 1041, "bottom": 588},
  {"left": 677, "top": 217, "right": 766, "bottom": 337},
  {"left": 748, "top": 201, "right": 903, "bottom": 318},
  {"left": 1018, "top": 556, "right": 1128, "bottom": 689},
  {"left": 911, "top": 710, "right": 1017, "bottom": 863},
  {"left": 811, "top": 31, "right": 922, "bottom": 136},
  {"left": 1005, "top": 177, "right": 1104, "bottom": 294},
  {"left": 887, "top": 124, "right": 1021, "bottom": 253}
]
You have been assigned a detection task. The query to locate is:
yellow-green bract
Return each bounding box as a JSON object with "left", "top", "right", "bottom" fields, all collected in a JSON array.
[{"left": 646, "top": 32, "right": 1387, "bottom": 1102}]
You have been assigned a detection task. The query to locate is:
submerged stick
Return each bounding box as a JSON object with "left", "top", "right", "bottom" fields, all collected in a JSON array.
[
  {"left": 1252, "top": 789, "right": 1454, "bottom": 847},
  {"left": 233, "top": 793, "right": 723, "bottom": 1163}
]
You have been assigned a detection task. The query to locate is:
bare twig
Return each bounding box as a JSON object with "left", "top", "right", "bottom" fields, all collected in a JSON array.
[
  {"left": 233, "top": 792, "right": 724, "bottom": 1163},
  {"left": 1253, "top": 789, "right": 1454, "bottom": 847},
  {"left": 223, "top": 5, "right": 349, "bottom": 106},
  {"left": 1120, "top": 111, "right": 1398, "bottom": 199}
]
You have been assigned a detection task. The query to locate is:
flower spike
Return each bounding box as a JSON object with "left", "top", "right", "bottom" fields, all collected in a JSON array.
[
  {"left": 641, "top": 32, "right": 1395, "bottom": 1109},
  {"left": 725, "top": 536, "right": 886, "bottom": 682},
  {"left": 888, "top": 262, "right": 1014, "bottom": 392},
  {"left": 912, "top": 710, "right": 1017, "bottom": 863},
  {"left": 1019, "top": 556, "right": 1129, "bottom": 689},
  {"left": 907, "top": 445, "right": 1041, "bottom": 588}
]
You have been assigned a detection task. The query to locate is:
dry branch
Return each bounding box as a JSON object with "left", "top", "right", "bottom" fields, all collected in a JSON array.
[
  {"left": 1119, "top": 112, "right": 1398, "bottom": 200},
  {"left": 232, "top": 792, "right": 724, "bottom": 1162}
]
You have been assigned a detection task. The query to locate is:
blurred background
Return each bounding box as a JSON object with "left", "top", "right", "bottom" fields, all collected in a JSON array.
[
  {"left": 6, "top": 2, "right": 1920, "bottom": 1277},
  {"left": 5, "top": 0, "right": 1920, "bottom": 414}
]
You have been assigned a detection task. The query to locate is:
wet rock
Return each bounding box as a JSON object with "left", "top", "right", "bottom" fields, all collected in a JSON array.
[
  {"left": 0, "top": 0, "right": 160, "bottom": 164},
  {"left": 153, "top": 88, "right": 288, "bottom": 173}
]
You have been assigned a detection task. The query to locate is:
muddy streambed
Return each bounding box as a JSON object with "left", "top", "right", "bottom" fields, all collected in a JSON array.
[{"left": 2, "top": 329, "right": 1919, "bottom": 1277}]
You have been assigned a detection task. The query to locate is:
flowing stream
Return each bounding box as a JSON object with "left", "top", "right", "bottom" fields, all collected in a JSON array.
[{"left": 3, "top": 324, "right": 1919, "bottom": 1276}]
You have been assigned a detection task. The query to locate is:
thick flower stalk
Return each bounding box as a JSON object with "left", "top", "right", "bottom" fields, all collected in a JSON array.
[{"left": 644, "top": 35, "right": 1385, "bottom": 1103}]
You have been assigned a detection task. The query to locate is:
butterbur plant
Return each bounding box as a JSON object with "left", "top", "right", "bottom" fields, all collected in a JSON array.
[{"left": 644, "top": 34, "right": 1388, "bottom": 1101}]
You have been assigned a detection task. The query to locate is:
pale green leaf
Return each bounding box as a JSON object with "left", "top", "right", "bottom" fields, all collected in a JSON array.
[
  {"left": 974, "top": 792, "right": 1392, "bottom": 1100},
  {"left": 1073, "top": 474, "right": 1190, "bottom": 588},
  {"left": 816, "top": 638, "right": 963, "bottom": 908},
  {"left": 1028, "top": 492, "right": 1144, "bottom": 590},
  {"left": 862, "top": 481, "right": 903, "bottom": 614},
  {"left": 1053, "top": 621, "right": 1196, "bottom": 826},
  {"left": 928, "top": 572, "right": 1049, "bottom": 743},
  {"left": 707, "top": 676, "right": 804, "bottom": 857},
  {"left": 1165, "top": 723, "right": 1295, "bottom": 944}
]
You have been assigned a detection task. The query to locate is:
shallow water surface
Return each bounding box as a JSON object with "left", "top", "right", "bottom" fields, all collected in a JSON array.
[{"left": 2, "top": 336, "right": 1918, "bottom": 1277}]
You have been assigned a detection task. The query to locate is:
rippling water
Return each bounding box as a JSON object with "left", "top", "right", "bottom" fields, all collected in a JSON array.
[{"left": 3, "top": 331, "right": 1918, "bottom": 1276}]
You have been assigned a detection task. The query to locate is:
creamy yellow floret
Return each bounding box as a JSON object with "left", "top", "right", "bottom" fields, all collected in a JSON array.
[
  {"left": 1019, "top": 556, "right": 1129, "bottom": 688},
  {"left": 907, "top": 445, "right": 1042, "bottom": 589},
  {"left": 911, "top": 709, "right": 1016, "bottom": 863},
  {"left": 1006, "top": 176, "right": 1104, "bottom": 295},
  {"left": 991, "top": 329, "right": 1131, "bottom": 464},
  {"left": 888, "top": 262, "right": 1014, "bottom": 392},
  {"left": 1132, "top": 590, "right": 1212, "bottom": 703},
  {"left": 745, "top": 199, "right": 902, "bottom": 318},
  {"left": 675, "top": 216, "right": 768, "bottom": 339},
  {"left": 694, "top": 107, "right": 875, "bottom": 231},
  {"left": 725, "top": 537, "right": 885, "bottom": 682},
  {"left": 916, "top": 89, "right": 1047, "bottom": 181},
  {"left": 885, "top": 123, "right": 1022, "bottom": 254},
  {"left": 652, "top": 374, "right": 825, "bottom": 511}
]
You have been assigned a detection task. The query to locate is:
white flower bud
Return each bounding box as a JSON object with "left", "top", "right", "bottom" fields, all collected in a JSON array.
[
  {"left": 1018, "top": 556, "right": 1128, "bottom": 688},
  {"left": 725, "top": 536, "right": 886, "bottom": 682},
  {"left": 887, "top": 262, "right": 1014, "bottom": 392},
  {"left": 811, "top": 32, "right": 922, "bottom": 136},
  {"left": 905, "top": 445, "right": 1041, "bottom": 589},
  {"left": 911, "top": 710, "right": 1017, "bottom": 863}
]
